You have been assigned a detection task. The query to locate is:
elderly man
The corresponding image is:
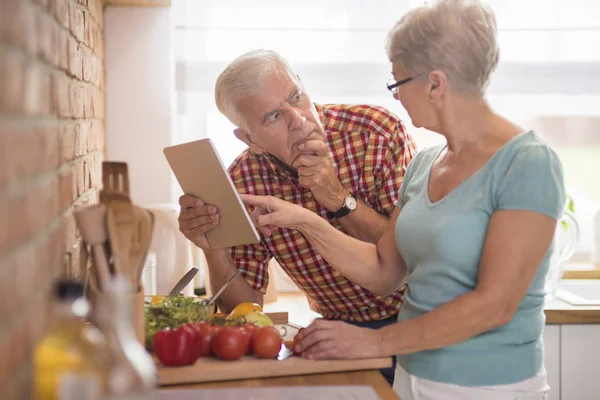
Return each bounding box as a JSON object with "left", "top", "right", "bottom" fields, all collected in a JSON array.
[{"left": 178, "top": 49, "right": 416, "bottom": 383}]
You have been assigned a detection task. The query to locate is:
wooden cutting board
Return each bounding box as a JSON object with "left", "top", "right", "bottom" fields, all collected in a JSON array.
[{"left": 158, "top": 355, "right": 392, "bottom": 386}]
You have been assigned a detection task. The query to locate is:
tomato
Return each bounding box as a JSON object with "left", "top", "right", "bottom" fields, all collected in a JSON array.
[
  {"left": 195, "top": 322, "right": 215, "bottom": 357},
  {"left": 251, "top": 326, "right": 282, "bottom": 359},
  {"left": 239, "top": 324, "right": 258, "bottom": 354},
  {"left": 211, "top": 326, "right": 248, "bottom": 361}
]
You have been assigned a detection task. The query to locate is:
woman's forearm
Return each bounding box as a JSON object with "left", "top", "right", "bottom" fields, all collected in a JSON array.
[
  {"left": 298, "top": 214, "right": 404, "bottom": 295},
  {"left": 376, "top": 289, "right": 508, "bottom": 356}
]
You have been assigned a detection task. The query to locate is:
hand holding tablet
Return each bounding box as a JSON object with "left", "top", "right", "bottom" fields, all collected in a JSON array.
[{"left": 163, "top": 139, "right": 261, "bottom": 249}]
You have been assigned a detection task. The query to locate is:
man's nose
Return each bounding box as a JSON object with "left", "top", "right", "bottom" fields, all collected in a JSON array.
[{"left": 288, "top": 107, "right": 306, "bottom": 131}]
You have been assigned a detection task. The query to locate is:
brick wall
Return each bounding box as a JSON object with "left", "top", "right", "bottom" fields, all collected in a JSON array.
[{"left": 0, "top": 0, "right": 105, "bottom": 398}]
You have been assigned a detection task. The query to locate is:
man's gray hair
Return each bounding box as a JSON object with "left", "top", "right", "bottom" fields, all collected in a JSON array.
[
  {"left": 215, "top": 49, "right": 298, "bottom": 130},
  {"left": 386, "top": 0, "right": 499, "bottom": 96}
]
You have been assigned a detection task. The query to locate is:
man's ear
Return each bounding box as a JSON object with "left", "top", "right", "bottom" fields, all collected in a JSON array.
[{"left": 233, "top": 128, "right": 265, "bottom": 155}]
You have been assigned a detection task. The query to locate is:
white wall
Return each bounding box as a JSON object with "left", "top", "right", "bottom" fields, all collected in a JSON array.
[{"left": 104, "top": 6, "right": 175, "bottom": 207}]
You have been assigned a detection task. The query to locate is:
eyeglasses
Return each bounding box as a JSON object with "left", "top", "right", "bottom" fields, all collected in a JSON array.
[{"left": 386, "top": 76, "right": 415, "bottom": 94}]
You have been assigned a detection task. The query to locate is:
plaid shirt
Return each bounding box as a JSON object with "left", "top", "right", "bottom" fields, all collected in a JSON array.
[{"left": 228, "top": 104, "right": 417, "bottom": 322}]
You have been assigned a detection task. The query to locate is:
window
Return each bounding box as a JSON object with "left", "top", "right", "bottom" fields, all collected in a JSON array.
[{"left": 173, "top": 0, "right": 600, "bottom": 259}]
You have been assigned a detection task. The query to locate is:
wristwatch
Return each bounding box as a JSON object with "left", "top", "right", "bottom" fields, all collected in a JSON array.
[{"left": 331, "top": 193, "right": 358, "bottom": 219}]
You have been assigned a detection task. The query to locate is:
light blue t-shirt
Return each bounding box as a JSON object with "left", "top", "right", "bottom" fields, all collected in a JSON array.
[{"left": 395, "top": 131, "right": 565, "bottom": 386}]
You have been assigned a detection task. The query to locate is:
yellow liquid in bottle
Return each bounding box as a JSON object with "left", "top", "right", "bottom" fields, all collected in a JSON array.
[{"left": 34, "top": 301, "right": 105, "bottom": 400}]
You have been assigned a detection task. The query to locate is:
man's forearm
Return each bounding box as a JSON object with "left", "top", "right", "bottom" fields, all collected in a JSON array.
[
  {"left": 203, "top": 248, "right": 263, "bottom": 314},
  {"left": 336, "top": 199, "right": 389, "bottom": 243}
]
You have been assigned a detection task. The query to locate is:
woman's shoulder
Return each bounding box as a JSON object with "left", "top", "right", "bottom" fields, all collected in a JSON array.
[{"left": 498, "top": 131, "right": 562, "bottom": 173}]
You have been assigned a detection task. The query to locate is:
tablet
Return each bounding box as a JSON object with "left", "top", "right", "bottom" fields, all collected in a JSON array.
[{"left": 163, "top": 138, "right": 261, "bottom": 249}]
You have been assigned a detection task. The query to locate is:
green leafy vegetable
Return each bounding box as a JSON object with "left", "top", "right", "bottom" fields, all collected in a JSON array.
[{"left": 144, "top": 294, "right": 211, "bottom": 351}]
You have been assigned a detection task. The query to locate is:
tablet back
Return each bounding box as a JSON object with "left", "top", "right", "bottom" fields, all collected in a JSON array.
[{"left": 163, "top": 139, "right": 261, "bottom": 249}]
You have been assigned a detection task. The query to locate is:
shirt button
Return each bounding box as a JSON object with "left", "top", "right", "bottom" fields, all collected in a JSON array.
[{"left": 305, "top": 192, "right": 313, "bottom": 198}]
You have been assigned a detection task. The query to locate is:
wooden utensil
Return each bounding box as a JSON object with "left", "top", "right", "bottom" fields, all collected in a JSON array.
[
  {"left": 129, "top": 207, "right": 155, "bottom": 291},
  {"left": 106, "top": 202, "right": 134, "bottom": 279},
  {"left": 100, "top": 162, "right": 130, "bottom": 201},
  {"left": 101, "top": 162, "right": 135, "bottom": 283},
  {"left": 74, "top": 204, "right": 112, "bottom": 290}
]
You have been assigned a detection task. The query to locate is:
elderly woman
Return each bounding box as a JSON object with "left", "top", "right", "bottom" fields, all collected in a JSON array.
[{"left": 242, "top": 0, "right": 564, "bottom": 398}]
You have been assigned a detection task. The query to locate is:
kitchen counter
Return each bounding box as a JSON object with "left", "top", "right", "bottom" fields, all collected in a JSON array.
[
  {"left": 544, "top": 297, "right": 600, "bottom": 324},
  {"left": 562, "top": 262, "right": 600, "bottom": 280},
  {"left": 166, "top": 369, "right": 400, "bottom": 400}
]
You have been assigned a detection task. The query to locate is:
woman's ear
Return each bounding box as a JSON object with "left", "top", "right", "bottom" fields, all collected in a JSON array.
[
  {"left": 234, "top": 128, "right": 265, "bottom": 154},
  {"left": 427, "top": 70, "right": 447, "bottom": 104}
]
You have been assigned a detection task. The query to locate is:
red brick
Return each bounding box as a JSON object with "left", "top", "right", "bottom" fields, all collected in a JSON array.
[
  {"left": 24, "top": 62, "right": 52, "bottom": 116},
  {"left": 83, "top": 85, "right": 94, "bottom": 118},
  {"left": 13, "top": 357, "right": 33, "bottom": 400},
  {"left": 29, "top": 289, "right": 51, "bottom": 348},
  {"left": 0, "top": 0, "right": 38, "bottom": 56},
  {"left": 38, "top": 12, "right": 60, "bottom": 67},
  {"left": 0, "top": 120, "right": 59, "bottom": 186},
  {"left": 59, "top": 121, "right": 76, "bottom": 162},
  {"left": 52, "top": 72, "right": 70, "bottom": 118},
  {"left": 94, "top": 25, "right": 104, "bottom": 59},
  {"left": 82, "top": 47, "right": 93, "bottom": 82},
  {"left": 58, "top": 29, "right": 70, "bottom": 72},
  {"left": 75, "top": 160, "right": 85, "bottom": 196},
  {"left": 35, "top": 0, "right": 50, "bottom": 10},
  {"left": 0, "top": 176, "right": 60, "bottom": 254},
  {"left": 75, "top": 122, "right": 90, "bottom": 157},
  {"left": 69, "top": 81, "right": 85, "bottom": 118},
  {"left": 68, "top": 37, "right": 82, "bottom": 79},
  {"left": 48, "top": 225, "right": 66, "bottom": 279},
  {"left": 59, "top": 168, "right": 76, "bottom": 211},
  {"left": 91, "top": 87, "right": 104, "bottom": 119},
  {"left": 0, "top": 50, "right": 26, "bottom": 115},
  {"left": 84, "top": 15, "right": 94, "bottom": 49},
  {"left": 0, "top": 331, "right": 10, "bottom": 390},
  {"left": 63, "top": 211, "right": 78, "bottom": 253},
  {"left": 0, "top": 266, "right": 16, "bottom": 324},
  {"left": 69, "top": 2, "right": 85, "bottom": 43},
  {"left": 11, "top": 317, "right": 29, "bottom": 372},
  {"left": 55, "top": 0, "right": 70, "bottom": 29},
  {"left": 13, "top": 246, "right": 38, "bottom": 308},
  {"left": 88, "top": 0, "right": 103, "bottom": 27},
  {"left": 45, "top": 0, "right": 57, "bottom": 16}
]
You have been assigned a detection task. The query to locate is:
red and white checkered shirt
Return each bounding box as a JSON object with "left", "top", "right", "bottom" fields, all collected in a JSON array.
[{"left": 228, "top": 103, "right": 417, "bottom": 322}]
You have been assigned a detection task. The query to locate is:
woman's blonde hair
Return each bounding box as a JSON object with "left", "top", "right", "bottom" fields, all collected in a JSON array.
[
  {"left": 386, "top": 0, "right": 499, "bottom": 95},
  {"left": 215, "top": 49, "right": 298, "bottom": 130}
]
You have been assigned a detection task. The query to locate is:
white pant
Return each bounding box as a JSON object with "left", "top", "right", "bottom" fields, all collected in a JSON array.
[{"left": 393, "top": 364, "right": 550, "bottom": 400}]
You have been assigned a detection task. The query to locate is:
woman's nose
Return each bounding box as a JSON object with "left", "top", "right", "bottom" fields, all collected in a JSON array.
[{"left": 392, "top": 91, "right": 399, "bottom": 100}]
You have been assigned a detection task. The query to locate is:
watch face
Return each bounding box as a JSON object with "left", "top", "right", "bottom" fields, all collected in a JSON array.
[{"left": 345, "top": 195, "right": 358, "bottom": 210}]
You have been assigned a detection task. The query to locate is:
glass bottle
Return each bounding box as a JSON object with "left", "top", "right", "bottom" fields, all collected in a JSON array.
[
  {"left": 34, "top": 279, "right": 105, "bottom": 400},
  {"left": 94, "top": 277, "right": 156, "bottom": 399}
]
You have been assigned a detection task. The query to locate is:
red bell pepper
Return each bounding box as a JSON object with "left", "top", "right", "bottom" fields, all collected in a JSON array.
[{"left": 152, "top": 325, "right": 198, "bottom": 367}]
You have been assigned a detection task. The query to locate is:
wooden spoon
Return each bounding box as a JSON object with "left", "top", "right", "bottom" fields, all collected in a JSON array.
[
  {"left": 74, "top": 205, "right": 112, "bottom": 290},
  {"left": 130, "top": 207, "right": 155, "bottom": 291}
]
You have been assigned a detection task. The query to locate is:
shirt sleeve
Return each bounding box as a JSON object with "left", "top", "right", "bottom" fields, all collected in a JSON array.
[
  {"left": 229, "top": 244, "right": 272, "bottom": 294},
  {"left": 375, "top": 119, "right": 417, "bottom": 216},
  {"left": 495, "top": 143, "right": 566, "bottom": 220}
]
